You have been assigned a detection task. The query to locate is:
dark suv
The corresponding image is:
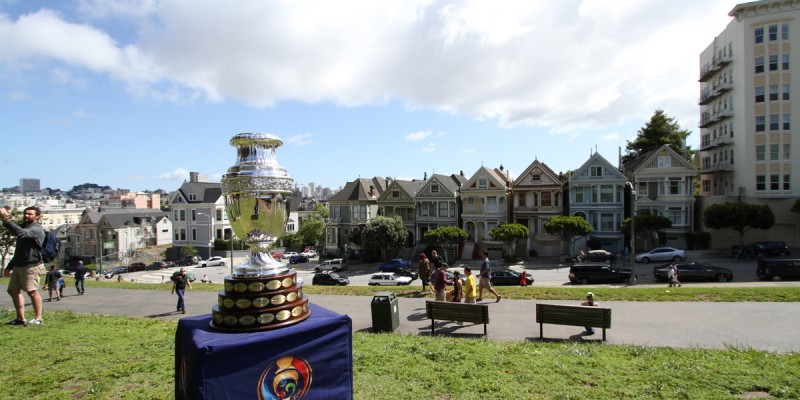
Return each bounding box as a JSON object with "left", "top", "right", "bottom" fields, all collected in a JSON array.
[
  {"left": 750, "top": 241, "right": 790, "bottom": 257},
  {"left": 177, "top": 255, "right": 201, "bottom": 266},
  {"left": 312, "top": 272, "right": 350, "bottom": 286},
  {"left": 756, "top": 258, "right": 800, "bottom": 280},
  {"left": 568, "top": 263, "right": 632, "bottom": 284}
]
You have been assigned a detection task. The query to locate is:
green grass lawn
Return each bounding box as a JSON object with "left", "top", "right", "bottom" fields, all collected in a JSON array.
[{"left": 1, "top": 309, "right": 798, "bottom": 399}]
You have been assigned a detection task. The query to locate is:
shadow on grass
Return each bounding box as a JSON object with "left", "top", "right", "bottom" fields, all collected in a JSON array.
[
  {"left": 525, "top": 331, "right": 605, "bottom": 343},
  {"left": 145, "top": 311, "right": 183, "bottom": 318}
]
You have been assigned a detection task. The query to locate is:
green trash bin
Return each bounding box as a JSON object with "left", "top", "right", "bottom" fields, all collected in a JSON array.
[{"left": 371, "top": 292, "right": 399, "bottom": 333}]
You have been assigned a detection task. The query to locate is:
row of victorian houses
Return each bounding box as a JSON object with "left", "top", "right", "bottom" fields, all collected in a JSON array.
[{"left": 46, "top": 144, "right": 694, "bottom": 266}]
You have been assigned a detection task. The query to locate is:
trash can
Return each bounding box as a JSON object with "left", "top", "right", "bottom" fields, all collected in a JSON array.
[{"left": 371, "top": 292, "right": 399, "bottom": 333}]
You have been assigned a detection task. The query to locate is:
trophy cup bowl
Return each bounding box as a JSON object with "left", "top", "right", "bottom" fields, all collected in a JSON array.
[{"left": 211, "top": 133, "right": 310, "bottom": 331}]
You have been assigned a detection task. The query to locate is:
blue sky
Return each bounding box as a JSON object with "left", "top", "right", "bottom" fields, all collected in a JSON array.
[{"left": 0, "top": 0, "right": 734, "bottom": 192}]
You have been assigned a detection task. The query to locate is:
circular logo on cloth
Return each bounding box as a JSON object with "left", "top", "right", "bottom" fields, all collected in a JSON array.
[{"left": 257, "top": 355, "right": 313, "bottom": 400}]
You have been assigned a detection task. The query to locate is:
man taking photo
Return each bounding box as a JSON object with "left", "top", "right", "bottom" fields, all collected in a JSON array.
[{"left": 1, "top": 206, "right": 46, "bottom": 326}]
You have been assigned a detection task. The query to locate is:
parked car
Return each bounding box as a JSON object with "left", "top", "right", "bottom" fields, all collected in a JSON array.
[
  {"left": 314, "top": 258, "right": 347, "bottom": 272},
  {"left": 429, "top": 270, "right": 466, "bottom": 286},
  {"left": 750, "top": 241, "right": 790, "bottom": 257},
  {"left": 283, "top": 252, "right": 300, "bottom": 259},
  {"left": 312, "top": 272, "right": 350, "bottom": 286},
  {"left": 368, "top": 272, "right": 412, "bottom": 286},
  {"left": 568, "top": 263, "right": 633, "bottom": 284},
  {"left": 577, "top": 249, "right": 617, "bottom": 263},
  {"left": 271, "top": 252, "right": 284, "bottom": 260},
  {"left": 177, "top": 256, "right": 201, "bottom": 266},
  {"left": 145, "top": 261, "right": 168, "bottom": 271},
  {"left": 128, "top": 262, "right": 146, "bottom": 272},
  {"left": 635, "top": 247, "right": 685, "bottom": 263},
  {"left": 104, "top": 266, "right": 128, "bottom": 278},
  {"left": 289, "top": 254, "right": 309, "bottom": 264},
  {"left": 653, "top": 262, "right": 734, "bottom": 282},
  {"left": 379, "top": 265, "right": 419, "bottom": 280},
  {"left": 381, "top": 259, "right": 412, "bottom": 269},
  {"left": 756, "top": 258, "right": 800, "bottom": 281},
  {"left": 490, "top": 270, "right": 534, "bottom": 286},
  {"left": 200, "top": 256, "right": 227, "bottom": 268},
  {"left": 57, "top": 269, "right": 73, "bottom": 276},
  {"left": 300, "top": 249, "right": 317, "bottom": 258}
]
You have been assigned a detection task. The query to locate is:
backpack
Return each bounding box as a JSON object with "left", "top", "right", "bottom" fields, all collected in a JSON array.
[{"left": 40, "top": 230, "right": 61, "bottom": 263}]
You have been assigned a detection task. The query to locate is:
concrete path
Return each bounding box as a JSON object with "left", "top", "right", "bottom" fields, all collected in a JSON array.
[{"left": 2, "top": 283, "right": 798, "bottom": 353}]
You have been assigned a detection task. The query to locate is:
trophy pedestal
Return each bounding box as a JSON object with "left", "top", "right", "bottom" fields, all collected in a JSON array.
[{"left": 175, "top": 304, "right": 353, "bottom": 399}]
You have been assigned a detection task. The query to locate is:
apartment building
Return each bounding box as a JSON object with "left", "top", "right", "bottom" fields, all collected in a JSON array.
[{"left": 698, "top": 0, "right": 800, "bottom": 246}]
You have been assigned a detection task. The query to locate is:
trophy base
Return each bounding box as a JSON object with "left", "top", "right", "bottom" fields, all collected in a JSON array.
[{"left": 209, "top": 270, "right": 311, "bottom": 332}]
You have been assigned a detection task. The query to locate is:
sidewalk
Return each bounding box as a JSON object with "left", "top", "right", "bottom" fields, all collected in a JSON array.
[{"left": 3, "top": 283, "right": 799, "bottom": 352}]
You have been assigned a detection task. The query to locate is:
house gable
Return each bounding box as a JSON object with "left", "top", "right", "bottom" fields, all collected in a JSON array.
[
  {"left": 462, "top": 166, "right": 508, "bottom": 192},
  {"left": 571, "top": 152, "right": 627, "bottom": 183},
  {"left": 513, "top": 160, "right": 561, "bottom": 188}
]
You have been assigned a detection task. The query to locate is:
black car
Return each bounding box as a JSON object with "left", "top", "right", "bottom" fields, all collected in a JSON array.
[
  {"left": 577, "top": 250, "right": 617, "bottom": 263},
  {"left": 128, "top": 262, "right": 146, "bottom": 272},
  {"left": 380, "top": 265, "right": 419, "bottom": 280},
  {"left": 568, "top": 263, "right": 632, "bottom": 284},
  {"left": 289, "top": 254, "right": 309, "bottom": 264},
  {"left": 146, "top": 261, "right": 168, "bottom": 270},
  {"left": 653, "top": 262, "right": 734, "bottom": 282},
  {"left": 750, "top": 241, "right": 790, "bottom": 257},
  {"left": 757, "top": 258, "right": 800, "bottom": 280},
  {"left": 490, "top": 270, "right": 534, "bottom": 286},
  {"left": 177, "top": 256, "right": 201, "bottom": 266},
  {"left": 312, "top": 272, "right": 350, "bottom": 286}
]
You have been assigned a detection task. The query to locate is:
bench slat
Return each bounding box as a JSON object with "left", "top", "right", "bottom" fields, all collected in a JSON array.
[
  {"left": 426, "top": 301, "right": 490, "bottom": 336},
  {"left": 536, "top": 303, "right": 611, "bottom": 341}
]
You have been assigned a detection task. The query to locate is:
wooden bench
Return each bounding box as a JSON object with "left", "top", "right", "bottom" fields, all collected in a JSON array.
[
  {"left": 426, "top": 301, "right": 490, "bottom": 337},
  {"left": 536, "top": 303, "right": 612, "bottom": 341}
]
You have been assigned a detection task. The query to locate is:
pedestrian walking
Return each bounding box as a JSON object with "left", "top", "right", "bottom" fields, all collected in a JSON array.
[
  {"left": 431, "top": 263, "right": 451, "bottom": 302},
  {"left": 43, "top": 267, "right": 61, "bottom": 302},
  {"left": 477, "top": 251, "right": 501, "bottom": 302},
  {"left": 1, "top": 206, "right": 46, "bottom": 326},
  {"left": 580, "top": 292, "right": 600, "bottom": 335},
  {"left": 519, "top": 270, "right": 527, "bottom": 287},
  {"left": 450, "top": 271, "right": 462, "bottom": 303},
  {"left": 418, "top": 252, "right": 431, "bottom": 292},
  {"left": 74, "top": 261, "right": 88, "bottom": 295},
  {"left": 171, "top": 268, "right": 192, "bottom": 314}
]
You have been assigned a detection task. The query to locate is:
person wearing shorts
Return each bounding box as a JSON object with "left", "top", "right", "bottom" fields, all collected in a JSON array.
[
  {"left": 1, "top": 206, "right": 46, "bottom": 326},
  {"left": 477, "top": 251, "right": 501, "bottom": 302}
]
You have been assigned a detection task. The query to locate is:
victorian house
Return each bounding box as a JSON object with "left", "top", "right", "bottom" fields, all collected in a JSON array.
[
  {"left": 324, "top": 177, "right": 386, "bottom": 256},
  {"left": 67, "top": 208, "right": 172, "bottom": 264},
  {"left": 377, "top": 178, "right": 425, "bottom": 249},
  {"left": 622, "top": 144, "right": 697, "bottom": 250},
  {"left": 460, "top": 166, "right": 510, "bottom": 259},
  {"left": 569, "top": 152, "right": 628, "bottom": 254},
  {"left": 169, "top": 173, "right": 233, "bottom": 259},
  {"left": 511, "top": 159, "right": 565, "bottom": 257},
  {"left": 414, "top": 173, "right": 467, "bottom": 259}
]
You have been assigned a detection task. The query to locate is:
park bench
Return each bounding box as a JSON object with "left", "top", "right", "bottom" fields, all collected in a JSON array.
[
  {"left": 536, "top": 303, "right": 612, "bottom": 341},
  {"left": 426, "top": 301, "right": 490, "bottom": 337}
]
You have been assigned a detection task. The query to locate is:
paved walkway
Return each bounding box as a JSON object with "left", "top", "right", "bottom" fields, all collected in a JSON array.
[{"left": 2, "top": 283, "right": 799, "bottom": 353}]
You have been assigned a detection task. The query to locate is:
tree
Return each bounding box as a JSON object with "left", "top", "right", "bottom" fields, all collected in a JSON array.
[
  {"left": 296, "top": 204, "right": 328, "bottom": 251},
  {"left": 181, "top": 244, "right": 198, "bottom": 257},
  {"left": 620, "top": 215, "right": 673, "bottom": 250},
  {"left": 623, "top": 109, "right": 693, "bottom": 163},
  {"left": 544, "top": 216, "right": 594, "bottom": 256},
  {"left": 360, "top": 216, "right": 406, "bottom": 259},
  {"left": 703, "top": 202, "right": 775, "bottom": 243},
  {"left": 0, "top": 209, "right": 23, "bottom": 267},
  {"left": 278, "top": 233, "right": 304, "bottom": 250},
  {"left": 488, "top": 223, "right": 530, "bottom": 256},
  {"left": 423, "top": 226, "right": 469, "bottom": 262}
]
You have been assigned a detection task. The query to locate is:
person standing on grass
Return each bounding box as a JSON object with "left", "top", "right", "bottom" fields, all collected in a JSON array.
[
  {"left": 463, "top": 267, "right": 477, "bottom": 304},
  {"left": 580, "top": 292, "right": 600, "bottom": 335},
  {"left": 477, "top": 251, "right": 501, "bottom": 303},
  {"left": 418, "top": 252, "right": 431, "bottom": 292},
  {"left": 171, "top": 268, "right": 192, "bottom": 314},
  {"left": 74, "top": 261, "right": 88, "bottom": 295},
  {"left": 1, "top": 206, "right": 46, "bottom": 326}
]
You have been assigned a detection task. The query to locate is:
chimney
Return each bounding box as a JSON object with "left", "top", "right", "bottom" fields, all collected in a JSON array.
[{"left": 369, "top": 185, "right": 375, "bottom": 197}]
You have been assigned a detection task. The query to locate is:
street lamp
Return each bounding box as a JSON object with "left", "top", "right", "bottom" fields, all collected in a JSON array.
[{"left": 625, "top": 180, "right": 637, "bottom": 266}]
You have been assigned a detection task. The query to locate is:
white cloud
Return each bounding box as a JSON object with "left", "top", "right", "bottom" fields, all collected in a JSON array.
[
  {"left": 601, "top": 133, "right": 619, "bottom": 141},
  {"left": 155, "top": 168, "right": 190, "bottom": 181},
  {"left": 286, "top": 134, "right": 313, "bottom": 146},
  {"left": 462, "top": 148, "right": 474, "bottom": 153},
  {"left": 405, "top": 130, "right": 433, "bottom": 141},
  {"left": 0, "top": 0, "right": 734, "bottom": 132}
]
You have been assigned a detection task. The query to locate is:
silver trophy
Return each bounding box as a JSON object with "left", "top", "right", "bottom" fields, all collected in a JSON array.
[
  {"left": 212, "top": 133, "right": 310, "bottom": 331},
  {"left": 222, "top": 133, "right": 293, "bottom": 277}
]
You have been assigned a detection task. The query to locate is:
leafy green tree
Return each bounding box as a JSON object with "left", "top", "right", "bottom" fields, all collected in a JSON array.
[
  {"left": 623, "top": 109, "right": 693, "bottom": 163},
  {"left": 703, "top": 202, "right": 775, "bottom": 243},
  {"left": 423, "top": 226, "right": 469, "bottom": 262},
  {"left": 620, "top": 215, "right": 673, "bottom": 250},
  {"left": 544, "top": 216, "right": 594, "bottom": 256},
  {"left": 181, "top": 244, "right": 198, "bottom": 257},
  {"left": 297, "top": 204, "right": 329, "bottom": 251},
  {"left": 278, "top": 233, "right": 304, "bottom": 250},
  {"left": 488, "top": 223, "right": 530, "bottom": 256},
  {"left": 360, "top": 216, "right": 406, "bottom": 259},
  {"left": 0, "top": 209, "right": 23, "bottom": 267}
]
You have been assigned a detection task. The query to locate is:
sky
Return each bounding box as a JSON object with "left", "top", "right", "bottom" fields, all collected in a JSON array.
[{"left": 0, "top": 0, "right": 736, "bottom": 193}]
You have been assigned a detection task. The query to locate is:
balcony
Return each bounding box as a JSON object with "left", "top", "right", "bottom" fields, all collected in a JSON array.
[
  {"left": 698, "top": 109, "right": 733, "bottom": 128},
  {"left": 701, "top": 162, "right": 735, "bottom": 173},
  {"left": 700, "top": 136, "right": 734, "bottom": 150},
  {"left": 698, "top": 81, "right": 733, "bottom": 105},
  {"left": 698, "top": 53, "right": 732, "bottom": 82}
]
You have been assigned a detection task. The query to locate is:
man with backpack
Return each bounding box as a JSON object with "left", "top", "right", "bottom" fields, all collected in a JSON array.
[
  {"left": 171, "top": 268, "right": 192, "bottom": 314},
  {"left": 1, "top": 206, "right": 46, "bottom": 326}
]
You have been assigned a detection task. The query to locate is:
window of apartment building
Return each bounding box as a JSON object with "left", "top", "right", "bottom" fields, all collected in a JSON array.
[
  {"left": 771, "top": 174, "right": 781, "bottom": 190},
  {"left": 668, "top": 178, "right": 683, "bottom": 195},
  {"left": 667, "top": 207, "right": 684, "bottom": 226},
  {"left": 783, "top": 54, "right": 790, "bottom": 70},
  {"left": 600, "top": 185, "right": 613, "bottom": 202},
  {"left": 784, "top": 114, "right": 791, "bottom": 130},
  {"left": 352, "top": 205, "right": 367, "bottom": 220},
  {"left": 756, "top": 116, "right": 766, "bottom": 131},
  {"left": 516, "top": 192, "right": 525, "bottom": 208},
  {"left": 771, "top": 144, "right": 780, "bottom": 160},
  {"left": 755, "top": 27, "right": 764, "bottom": 43},
  {"left": 784, "top": 174, "right": 791, "bottom": 190},
  {"left": 174, "top": 210, "right": 179, "bottom": 221},
  {"left": 782, "top": 23, "right": 790, "bottom": 40},
  {"left": 466, "top": 198, "right": 476, "bottom": 213},
  {"left": 192, "top": 229, "right": 197, "bottom": 241},
  {"left": 769, "top": 84, "right": 779, "bottom": 101},
  {"left": 477, "top": 178, "right": 488, "bottom": 189},
  {"left": 531, "top": 174, "right": 541, "bottom": 182},
  {"left": 702, "top": 180, "right": 711, "bottom": 193},
  {"left": 188, "top": 194, "right": 197, "bottom": 201},
  {"left": 192, "top": 209, "right": 197, "bottom": 221},
  {"left": 769, "top": 54, "right": 779, "bottom": 71},
  {"left": 575, "top": 188, "right": 584, "bottom": 203},
  {"left": 770, "top": 114, "right": 780, "bottom": 130},
  {"left": 590, "top": 166, "right": 603, "bottom": 177},
  {"left": 179, "top": 210, "right": 186, "bottom": 221},
  {"left": 542, "top": 192, "right": 552, "bottom": 207},
  {"left": 755, "top": 56, "right": 764, "bottom": 73},
  {"left": 756, "top": 175, "right": 766, "bottom": 191},
  {"left": 783, "top": 84, "right": 791, "bottom": 100},
  {"left": 430, "top": 184, "right": 439, "bottom": 193},
  {"left": 756, "top": 145, "right": 766, "bottom": 161},
  {"left": 657, "top": 156, "right": 671, "bottom": 168},
  {"left": 785, "top": 144, "right": 792, "bottom": 159},
  {"left": 770, "top": 24, "right": 778, "bottom": 41},
  {"left": 438, "top": 202, "right": 448, "bottom": 217},
  {"left": 599, "top": 213, "right": 614, "bottom": 231},
  {"left": 390, "top": 190, "right": 399, "bottom": 198},
  {"left": 730, "top": 123, "right": 734, "bottom": 137},
  {"left": 216, "top": 209, "right": 223, "bottom": 221},
  {"left": 755, "top": 86, "right": 765, "bottom": 102},
  {"left": 330, "top": 206, "right": 339, "bottom": 220},
  {"left": 486, "top": 197, "right": 497, "bottom": 213}
]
